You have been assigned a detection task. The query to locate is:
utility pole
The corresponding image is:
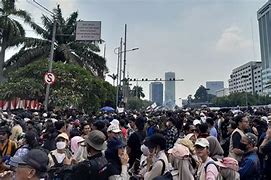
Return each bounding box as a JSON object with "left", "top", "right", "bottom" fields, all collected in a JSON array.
[
  {"left": 32, "top": 0, "right": 56, "bottom": 112},
  {"left": 123, "top": 24, "right": 128, "bottom": 106},
  {"left": 44, "top": 19, "right": 57, "bottom": 111}
]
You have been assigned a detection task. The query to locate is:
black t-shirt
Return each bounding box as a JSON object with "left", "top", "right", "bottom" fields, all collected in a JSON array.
[
  {"left": 69, "top": 153, "right": 109, "bottom": 180},
  {"left": 127, "top": 131, "right": 145, "bottom": 166},
  {"left": 232, "top": 131, "right": 242, "bottom": 149}
]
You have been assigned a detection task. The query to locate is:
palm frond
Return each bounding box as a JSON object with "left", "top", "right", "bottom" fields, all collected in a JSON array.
[
  {"left": 2, "top": 0, "right": 15, "bottom": 14},
  {"left": 4, "top": 46, "right": 50, "bottom": 71},
  {"left": 41, "top": 14, "right": 53, "bottom": 31},
  {"left": 28, "top": 21, "right": 49, "bottom": 39},
  {"left": 12, "top": 9, "right": 31, "bottom": 23}
]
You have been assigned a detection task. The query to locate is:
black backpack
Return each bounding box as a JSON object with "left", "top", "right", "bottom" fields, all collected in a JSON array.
[{"left": 48, "top": 152, "right": 65, "bottom": 180}]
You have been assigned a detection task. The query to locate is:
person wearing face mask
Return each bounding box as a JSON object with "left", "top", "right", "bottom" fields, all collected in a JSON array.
[
  {"left": 48, "top": 133, "right": 72, "bottom": 179},
  {"left": 238, "top": 132, "right": 260, "bottom": 180},
  {"left": 229, "top": 114, "right": 250, "bottom": 163},
  {"left": 144, "top": 133, "right": 169, "bottom": 180}
]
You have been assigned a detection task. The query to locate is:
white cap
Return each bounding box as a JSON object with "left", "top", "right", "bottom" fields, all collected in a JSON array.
[
  {"left": 42, "top": 113, "right": 48, "bottom": 118},
  {"left": 107, "top": 124, "right": 121, "bottom": 133},
  {"left": 195, "top": 138, "right": 209, "bottom": 148},
  {"left": 110, "top": 119, "right": 119, "bottom": 126},
  {"left": 193, "top": 120, "right": 201, "bottom": 126}
]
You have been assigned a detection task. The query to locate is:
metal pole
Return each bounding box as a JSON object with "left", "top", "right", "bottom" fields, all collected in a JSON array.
[
  {"left": 246, "top": 79, "right": 248, "bottom": 109},
  {"left": 116, "top": 47, "right": 120, "bottom": 109},
  {"left": 44, "top": 19, "right": 56, "bottom": 111},
  {"left": 123, "top": 24, "right": 127, "bottom": 106},
  {"left": 123, "top": 24, "right": 127, "bottom": 81},
  {"left": 119, "top": 38, "right": 123, "bottom": 86}
]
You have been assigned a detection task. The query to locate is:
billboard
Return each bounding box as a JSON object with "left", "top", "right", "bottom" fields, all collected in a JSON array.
[{"left": 76, "top": 21, "right": 101, "bottom": 41}]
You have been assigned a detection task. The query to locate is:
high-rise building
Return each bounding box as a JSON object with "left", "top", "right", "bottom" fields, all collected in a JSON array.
[
  {"left": 206, "top": 81, "right": 224, "bottom": 95},
  {"left": 165, "top": 72, "right": 175, "bottom": 104},
  {"left": 228, "top": 61, "right": 262, "bottom": 94},
  {"left": 149, "top": 82, "right": 163, "bottom": 106},
  {"left": 258, "top": 1, "right": 271, "bottom": 94}
]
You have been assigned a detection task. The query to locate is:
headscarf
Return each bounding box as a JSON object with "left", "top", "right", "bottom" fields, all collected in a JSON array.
[{"left": 206, "top": 136, "right": 224, "bottom": 159}]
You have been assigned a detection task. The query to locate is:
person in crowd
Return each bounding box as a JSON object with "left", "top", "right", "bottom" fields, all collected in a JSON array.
[
  {"left": 55, "top": 120, "right": 67, "bottom": 134},
  {"left": 127, "top": 116, "right": 146, "bottom": 169},
  {"left": 42, "top": 120, "right": 59, "bottom": 151},
  {"left": 64, "top": 130, "right": 109, "bottom": 180},
  {"left": 10, "top": 118, "right": 23, "bottom": 142},
  {"left": 48, "top": 133, "right": 72, "bottom": 179},
  {"left": 194, "top": 138, "right": 219, "bottom": 180},
  {"left": 70, "top": 134, "right": 84, "bottom": 155},
  {"left": 127, "top": 115, "right": 137, "bottom": 138},
  {"left": 164, "top": 117, "right": 179, "bottom": 151},
  {"left": 239, "top": 133, "right": 260, "bottom": 180},
  {"left": 81, "top": 122, "right": 91, "bottom": 138},
  {"left": 2, "top": 149, "right": 49, "bottom": 180},
  {"left": 119, "top": 119, "right": 127, "bottom": 141},
  {"left": 107, "top": 123, "right": 122, "bottom": 141},
  {"left": 221, "top": 121, "right": 237, "bottom": 157},
  {"left": 197, "top": 123, "right": 210, "bottom": 138},
  {"left": 207, "top": 135, "right": 224, "bottom": 160},
  {"left": 144, "top": 133, "right": 169, "bottom": 180},
  {"left": 259, "top": 125, "right": 271, "bottom": 179},
  {"left": 168, "top": 143, "right": 196, "bottom": 180},
  {"left": 0, "top": 126, "right": 17, "bottom": 173},
  {"left": 105, "top": 137, "right": 129, "bottom": 180},
  {"left": 206, "top": 118, "right": 218, "bottom": 138},
  {"left": 229, "top": 114, "right": 250, "bottom": 162},
  {"left": 48, "top": 132, "right": 72, "bottom": 167},
  {"left": 13, "top": 131, "right": 39, "bottom": 157}
]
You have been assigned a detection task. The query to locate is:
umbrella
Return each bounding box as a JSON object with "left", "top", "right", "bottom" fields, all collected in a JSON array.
[{"left": 100, "top": 106, "right": 115, "bottom": 112}]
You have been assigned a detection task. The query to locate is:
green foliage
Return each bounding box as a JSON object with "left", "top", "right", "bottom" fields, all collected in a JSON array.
[
  {"left": 212, "top": 92, "right": 271, "bottom": 107},
  {"left": 5, "top": 4, "right": 108, "bottom": 78},
  {"left": 194, "top": 85, "right": 208, "bottom": 102},
  {"left": 0, "top": 59, "right": 115, "bottom": 112},
  {"left": 127, "top": 97, "right": 151, "bottom": 111},
  {"left": 129, "top": 85, "right": 145, "bottom": 99}
]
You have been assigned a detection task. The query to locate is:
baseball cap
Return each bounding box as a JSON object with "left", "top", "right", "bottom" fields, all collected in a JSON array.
[
  {"left": 195, "top": 138, "right": 209, "bottom": 148},
  {"left": 10, "top": 149, "right": 48, "bottom": 173},
  {"left": 56, "top": 133, "right": 69, "bottom": 141},
  {"left": 168, "top": 144, "right": 190, "bottom": 159},
  {"left": 107, "top": 124, "right": 121, "bottom": 133},
  {"left": 85, "top": 130, "right": 107, "bottom": 151},
  {"left": 245, "top": 132, "right": 257, "bottom": 146}
]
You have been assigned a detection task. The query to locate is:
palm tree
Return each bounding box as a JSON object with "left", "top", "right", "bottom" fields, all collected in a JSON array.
[
  {"left": 130, "top": 85, "right": 145, "bottom": 99},
  {"left": 0, "top": 0, "right": 37, "bottom": 82},
  {"left": 5, "top": 5, "right": 108, "bottom": 78}
]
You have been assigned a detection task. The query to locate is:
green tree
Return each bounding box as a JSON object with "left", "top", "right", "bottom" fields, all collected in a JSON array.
[
  {"left": 0, "top": 59, "right": 115, "bottom": 112},
  {"left": 130, "top": 85, "right": 145, "bottom": 99},
  {"left": 127, "top": 96, "right": 151, "bottom": 110},
  {"left": 0, "top": 0, "right": 38, "bottom": 82},
  {"left": 5, "top": 5, "right": 108, "bottom": 78},
  {"left": 194, "top": 85, "right": 208, "bottom": 102}
]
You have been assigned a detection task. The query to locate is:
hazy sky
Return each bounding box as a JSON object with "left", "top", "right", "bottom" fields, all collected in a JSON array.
[{"left": 8, "top": 0, "right": 268, "bottom": 104}]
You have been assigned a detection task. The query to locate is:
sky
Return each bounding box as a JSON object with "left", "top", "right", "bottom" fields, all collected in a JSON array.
[{"left": 7, "top": 0, "right": 268, "bottom": 105}]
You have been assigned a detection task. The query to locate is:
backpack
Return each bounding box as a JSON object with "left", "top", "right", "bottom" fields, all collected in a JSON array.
[
  {"left": 204, "top": 158, "right": 239, "bottom": 180},
  {"left": 153, "top": 159, "right": 179, "bottom": 180},
  {"left": 48, "top": 152, "right": 65, "bottom": 180}
]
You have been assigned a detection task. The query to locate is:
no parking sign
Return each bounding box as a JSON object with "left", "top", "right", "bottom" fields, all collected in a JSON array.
[{"left": 44, "top": 72, "right": 56, "bottom": 85}]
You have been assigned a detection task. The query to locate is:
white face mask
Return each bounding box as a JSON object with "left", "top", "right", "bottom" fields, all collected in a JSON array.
[
  {"left": 141, "top": 144, "right": 150, "bottom": 156},
  {"left": 56, "top": 141, "right": 66, "bottom": 150}
]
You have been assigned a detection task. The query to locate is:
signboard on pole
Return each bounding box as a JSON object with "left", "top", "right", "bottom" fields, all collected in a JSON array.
[
  {"left": 44, "top": 72, "right": 56, "bottom": 85},
  {"left": 76, "top": 21, "right": 101, "bottom": 41}
]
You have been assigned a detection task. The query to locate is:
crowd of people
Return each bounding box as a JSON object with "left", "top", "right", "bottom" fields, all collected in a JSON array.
[{"left": 0, "top": 107, "right": 270, "bottom": 180}]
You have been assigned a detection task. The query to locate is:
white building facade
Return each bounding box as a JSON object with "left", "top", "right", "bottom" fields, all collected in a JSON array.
[{"left": 228, "top": 61, "right": 262, "bottom": 95}]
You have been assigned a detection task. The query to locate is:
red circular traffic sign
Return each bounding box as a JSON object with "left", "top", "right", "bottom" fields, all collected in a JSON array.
[{"left": 44, "top": 72, "right": 56, "bottom": 85}]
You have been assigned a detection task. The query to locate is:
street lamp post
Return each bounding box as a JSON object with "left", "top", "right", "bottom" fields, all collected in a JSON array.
[{"left": 114, "top": 45, "right": 139, "bottom": 109}]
